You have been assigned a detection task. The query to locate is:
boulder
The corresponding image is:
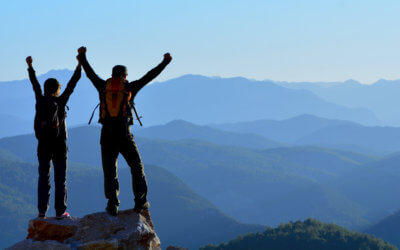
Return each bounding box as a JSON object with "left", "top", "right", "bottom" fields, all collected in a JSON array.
[{"left": 7, "top": 209, "right": 161, "bottom": 250}]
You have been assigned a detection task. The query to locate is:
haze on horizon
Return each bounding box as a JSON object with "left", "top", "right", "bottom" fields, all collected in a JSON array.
[{"left": 1, "top": 0, "right": 400, "bottom": 84}]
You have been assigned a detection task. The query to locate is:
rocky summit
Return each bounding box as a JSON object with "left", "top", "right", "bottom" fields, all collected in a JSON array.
[{"left": 7, "top": 209, "right": 161, "bottom": 250}]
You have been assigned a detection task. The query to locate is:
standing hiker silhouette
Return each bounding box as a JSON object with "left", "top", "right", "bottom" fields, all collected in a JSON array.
[
  {"left": 77, "top": 46, "right": 172, "bottom": 216},
  {"left": 26, "top": 55, "right": 81, "bottom": 219}
]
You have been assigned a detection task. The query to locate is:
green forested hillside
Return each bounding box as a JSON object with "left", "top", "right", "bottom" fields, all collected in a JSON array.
[
  {"left": 0, "top": 150, "right": 37, "bottom": 247},
  {"left": 201, "top": 219, "right": 396, "bottom": 250},
  {"left": 0, "top": 149, "right": 263, "bottom": 249}
]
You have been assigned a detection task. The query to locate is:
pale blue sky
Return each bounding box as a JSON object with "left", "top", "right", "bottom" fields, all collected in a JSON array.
[{"left": 1, "top": 0, "right": 400, "bottom": 83}]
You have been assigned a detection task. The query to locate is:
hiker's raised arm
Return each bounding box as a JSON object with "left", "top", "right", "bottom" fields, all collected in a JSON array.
[
  {"left": 26, "top": 56, "right": 43, "bottom": 99},
  {"left": 59, "top": 56, "right": 82, "bottom": 104},
  {"left": 77, "top": 46, "right": 105, "bottom": 90},
  {"left": 129, "top": 53, "right": 172, "bottom": 98},
  {"left": 26, "top": 56, "right": 33, "bottom": 68},
  {"left": 76, "top": 54, "right": 82, "bottom": 69}
]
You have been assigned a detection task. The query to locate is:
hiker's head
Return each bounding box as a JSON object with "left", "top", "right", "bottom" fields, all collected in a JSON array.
[
  {"left": 44, "top": 78, "right": 61, "bottom": 97},
  {"left": 112, "top": 65, "right": 128, "bottom": 79}
]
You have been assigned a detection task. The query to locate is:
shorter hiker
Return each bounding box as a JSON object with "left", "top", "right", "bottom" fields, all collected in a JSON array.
[
  {"left": 78, "top": 46, "right": 172, "bottom": 216},
  {"left": 26, "top": 55, "right": 81, "bottom": 219}
]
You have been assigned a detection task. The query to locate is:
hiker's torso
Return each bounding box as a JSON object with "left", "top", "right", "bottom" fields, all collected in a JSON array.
[
  {"left": 97, "top": 77, "right": 134, "bottom": 127},
  {"left": 35, "top": 95, "right": 68, "bottom": 141}
]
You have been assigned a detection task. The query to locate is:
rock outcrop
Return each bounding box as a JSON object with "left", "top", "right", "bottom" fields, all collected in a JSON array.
[{"left": 7, "top": 209, "right": 161, "bottom": 250}]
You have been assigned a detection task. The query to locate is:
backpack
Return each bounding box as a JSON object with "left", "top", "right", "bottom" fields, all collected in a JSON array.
[
  {"left": 34, "top": 96, "right": 60, "bottom": 140},
  {"left": 88, "top": 77, "right": 143, "bottom": 126}
]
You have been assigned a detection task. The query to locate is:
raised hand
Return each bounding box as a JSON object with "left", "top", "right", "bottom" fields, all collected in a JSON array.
[
  {"left": 163, "top": 53, "right": 172, "bottom": 63},
  {"left": 78, "top": 46, "right": 87, "bottom": 54},
  {"left": 76, "top": 55, "right": 81, "bottom": 67},
  {"left": 26, "top": 56, "right": 33, "bottom": 67}
]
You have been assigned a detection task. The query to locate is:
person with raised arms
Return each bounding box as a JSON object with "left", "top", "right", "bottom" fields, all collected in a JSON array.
[
  {"left": 77, "top": 46, "right": 172, "bottom": 216},
  {"left": 26, "top": 55, "right": 81, "bottom": 219}
]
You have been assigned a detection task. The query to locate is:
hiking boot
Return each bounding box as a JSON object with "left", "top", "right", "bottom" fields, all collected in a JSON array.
[
  {"left": 38, "top": 213, "right": 46, "bottom": 219},
  {"left": 134, "top": 201, "right": 150, "bottom": 213},
  {"left": 56, "top": 211, "right": 70, "bottom": 220},
  {"left": 106, "top": 205, "right": 118, "bottom": 216}
]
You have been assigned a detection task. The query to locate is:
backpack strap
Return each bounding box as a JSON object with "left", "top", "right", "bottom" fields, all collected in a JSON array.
[
  {"left": 118, "top": 88, "right": 129, "bottom": 118},
  {"left": 88, "top": 103, "right": 100, "bottom": 125},
  {"left": 131, "top": 102, "right": 143, "bottom": 127},
  {"left": 102, "top": 86, "right": 111, "bottom": 119}
]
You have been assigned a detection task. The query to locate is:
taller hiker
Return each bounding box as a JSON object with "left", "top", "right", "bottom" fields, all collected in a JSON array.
[
  {"left": 77, "top": 46, "right": 172, "bottom": 216},
  {"left": 26, "top": 55, "right": 81, "bottom": 219}
]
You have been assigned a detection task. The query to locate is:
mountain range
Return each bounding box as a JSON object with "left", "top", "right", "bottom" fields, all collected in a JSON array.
[
  {"left": 277, "top": 78, "right": 400, "bottom": 126},
  {"left": 2, "top": 71, "right": 400, "bottom": 248},
  {"left": 0, "top": 71, "right": 381, "bottom": 138},
  {"left": 212, "top": 114, "right": 400, "bottom": 155}
]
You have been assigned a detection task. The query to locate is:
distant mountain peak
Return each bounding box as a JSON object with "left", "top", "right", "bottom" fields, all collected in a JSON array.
[
  {"left": 160, "top": 74, "right": 259, "bottom": 85},
  {"left": 344, "top": 79, "right": 361, "bottom": 85},
  {"left": 45, "top": 68, "right": 72, "bottom": 74},
  {"left": 285, "top": 114, "right": 357, "bottom": 125},
  {"left": 36, "top": 68, "right": 78, "bottom": 82},
  {"left": 165, "top": 119, "right": 195, "bottom": 126},
  {"left": 374, "top": 79, "right": 394, "bottom": 85}
]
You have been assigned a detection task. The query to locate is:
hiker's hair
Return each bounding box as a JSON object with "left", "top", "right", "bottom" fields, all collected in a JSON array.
[
  {"left": 44, "top": 78, "right": 61, "bottom": 96},
  {"left": 112, "top": 65, "right": 128, "bottom": 78}
]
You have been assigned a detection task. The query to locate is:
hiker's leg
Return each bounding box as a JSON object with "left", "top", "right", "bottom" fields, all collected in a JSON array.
[
  {"left": 53, "top": 159, "right": 67, "bottom": 215},
  {"left": 101, "top": 129, "right": 120, "bottom": 209},
  {"left": 120, "top": 134, "right": 148, "bottom": 207},
  {"left": 37, "top": 140, "right": 52, "bottom": 215},
  {"left": 53, "top": 139, "right": 68, "bottom": 215}
]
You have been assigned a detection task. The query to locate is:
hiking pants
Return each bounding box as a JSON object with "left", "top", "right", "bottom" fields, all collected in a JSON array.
[
  {"left": 37, "top": 137, "right": 68, "bottom": 215},
  {"left": 100, "top": 124, "right": 148, "bottom": 209}
]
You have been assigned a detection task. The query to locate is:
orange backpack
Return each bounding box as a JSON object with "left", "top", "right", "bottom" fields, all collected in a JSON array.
[
  {"left": 88, "top": 77, "right": 142, "bottom": 126},
  {"left": 101, "top": 77, "right": 131, "bottom": 119}
]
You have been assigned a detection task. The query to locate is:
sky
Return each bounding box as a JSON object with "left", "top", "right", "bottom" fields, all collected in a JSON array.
[{"left": 1, "top": 0, "right": 400, "bottom": 83}]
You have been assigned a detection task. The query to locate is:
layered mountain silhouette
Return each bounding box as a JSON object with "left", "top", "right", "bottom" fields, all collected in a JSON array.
[
  {"left": 278, "top": 78, "right": 400, "bottom": 126},
  {"left": 0, "top": 71, "right": 379, "bottom": 138},
  {"left": 135, "top": 74, "right": 378, "bottom": 125},
  {"left": 2, "top": 71, "right": 400, "bottom": 248},
  {"left": 211, "top": 114, "right": 354, "bottom": 143},
  {"left": 135, "top": 119, "right": 283, "bottom": 149},
  {"left": 213, "top": 114, "right": 400, "bottom": 155}
]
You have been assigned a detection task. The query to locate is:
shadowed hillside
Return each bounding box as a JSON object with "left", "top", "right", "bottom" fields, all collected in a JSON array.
[{"left": 366, "top": 210, "right": 400, "bottom": 248}]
